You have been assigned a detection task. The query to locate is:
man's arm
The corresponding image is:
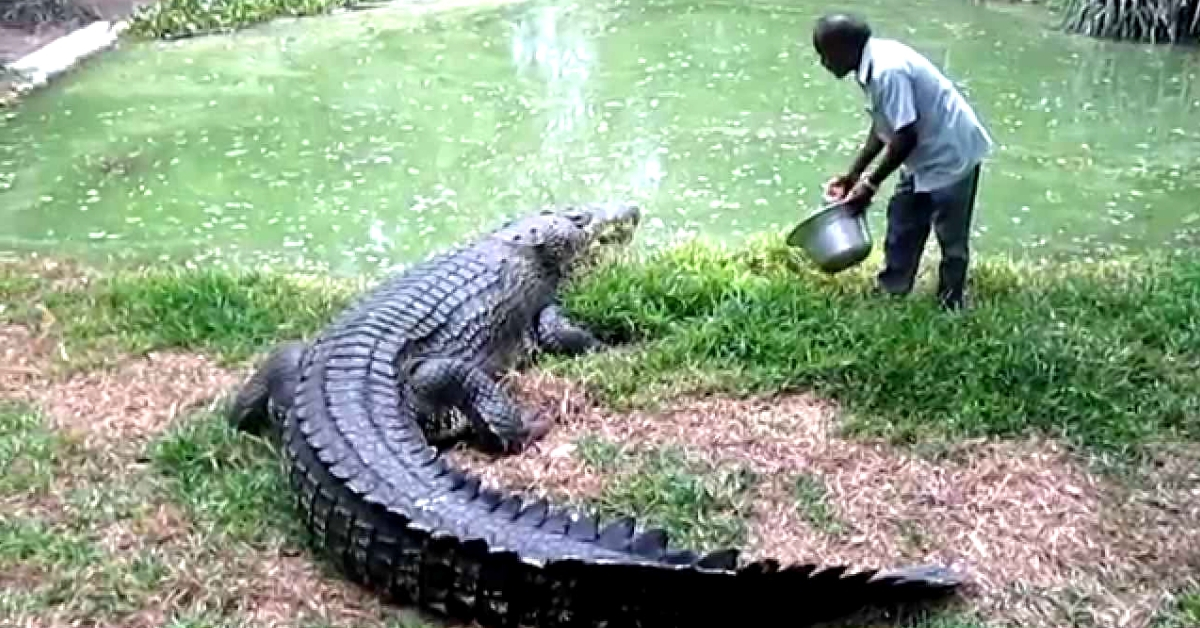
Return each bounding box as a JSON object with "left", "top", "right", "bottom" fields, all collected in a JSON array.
[
  {"left": 865, "top": 69, "right": 919, "bottom": 188},
  {"left": 846, "top": 122, "right": 885, "bottom": 181},
  {"left": 843, "top": 69, "right": 919, "bottom": 206},
  {"left": 866, "top": 123, "right": 917, "bottom": 188}
]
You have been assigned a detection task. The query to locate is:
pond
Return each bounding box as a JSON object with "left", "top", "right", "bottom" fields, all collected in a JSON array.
[{"left": 2, "top": 0, "right": 1199, "bottom": 275}]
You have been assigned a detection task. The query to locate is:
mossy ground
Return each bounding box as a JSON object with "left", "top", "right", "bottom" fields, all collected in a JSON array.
[{"left": 1, "top": 238, "right": 1197, "bottom": 628}]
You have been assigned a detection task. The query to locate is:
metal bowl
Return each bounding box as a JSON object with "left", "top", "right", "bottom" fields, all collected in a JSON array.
[{"left": 786, "top": 200, "right": 873, "bottom": 273}]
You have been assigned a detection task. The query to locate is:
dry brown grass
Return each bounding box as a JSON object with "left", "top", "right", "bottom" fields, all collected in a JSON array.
[
  {"left": 1, "top": 323, "right": 242, "bottom": 447},
  {"left": 1, "top": 320, "right": 428, "bottom": 628},
  {"left": 2, "top": 322, "right": 1197, "bottom": 628}
]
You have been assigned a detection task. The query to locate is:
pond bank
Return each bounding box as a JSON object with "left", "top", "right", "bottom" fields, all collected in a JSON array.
[{"left": 1, "top": 0, "right": 146, "bottom": 106}]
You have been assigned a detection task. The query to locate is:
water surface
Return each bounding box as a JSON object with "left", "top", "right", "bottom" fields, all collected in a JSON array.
[{"left": 2, "top": 0, "right": 1198, "bottom": 274}]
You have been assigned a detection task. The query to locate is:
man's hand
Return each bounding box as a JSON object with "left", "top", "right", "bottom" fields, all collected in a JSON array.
[
  {"left": 822, "top": 174, "right": 856, "bottom": 202},
  {"left": 824, "top": 175, "right": 875, "bottom": 215},
  {"left": 841, "top": 177, "right": 877, "bottom": 214}
]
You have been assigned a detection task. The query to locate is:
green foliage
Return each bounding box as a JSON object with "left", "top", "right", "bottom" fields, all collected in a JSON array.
[
  {"left": 0, "top": 517, "right": 98, "bottom": 568},
  {"left": 126, "top": 0, "right": 366, "bottom": 40},
  {"left": 147, "top": 411, "right": 301, "bottom": 545},
  {"left": 39, "top": 266, "right": 359, "bottom": 365},
  {"left": 9, "top": 236, "right": 1200, "bottom": 460},
  {"left": 576, "top": 440, "right": 759, "bottom": 551},
  {"left": 0, "top": 0, "right": 98, "bottom": 30},
  {"left": 791, "top": 473, "right": 846, "bottom": 537},
  {"left": 554, "top": 236, "right": 1200, "bottom": 456},
  {"left": 1051, "top": 0, "right": 1199, "bottom": 44},
  {"left": 0, "top": 402, "right": 68, "bottom": 495},
  {"left": 0, "top": 513, "right": 169, "bottom": 622},
  {"left": 1153, "top": 586, "right": 1200, "bottom": 628}
]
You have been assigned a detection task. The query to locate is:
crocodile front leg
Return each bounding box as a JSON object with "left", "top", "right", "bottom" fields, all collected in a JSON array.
[
  {"left": 406, "top": 357, "right": 552, "bottom": 455},
  {"left": 535, "top": 304, "right": 605, "bottom": 356}
]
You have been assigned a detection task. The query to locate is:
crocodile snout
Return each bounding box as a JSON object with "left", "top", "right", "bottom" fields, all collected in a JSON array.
[{"left": 584, "top": 202, "right": 641, "bottom": 246}]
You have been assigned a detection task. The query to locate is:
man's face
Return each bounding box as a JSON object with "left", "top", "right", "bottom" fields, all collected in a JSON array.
[{"left": 813, "top": 36, "right": 855, "bottom": 79}]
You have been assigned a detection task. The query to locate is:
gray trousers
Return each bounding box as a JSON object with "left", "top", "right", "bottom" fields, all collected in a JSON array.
[{"left": 877, "top": 164, "right": 982, "bottom": 309}]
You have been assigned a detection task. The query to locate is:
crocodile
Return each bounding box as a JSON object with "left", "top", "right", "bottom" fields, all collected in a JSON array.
[{"left": 226, "top": 201, "right": 965, "bottom": 627}]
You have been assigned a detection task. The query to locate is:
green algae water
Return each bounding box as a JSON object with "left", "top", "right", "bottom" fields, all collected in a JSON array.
[{"left": 2, "top": 0, "right": 1198, "bottom": 275}]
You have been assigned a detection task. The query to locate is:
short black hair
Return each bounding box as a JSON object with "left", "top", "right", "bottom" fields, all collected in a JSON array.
[{"left": 812, "top": 12, "right": 871, "bottom": 50}]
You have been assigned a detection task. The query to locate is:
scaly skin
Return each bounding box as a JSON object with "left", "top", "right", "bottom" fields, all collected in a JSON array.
[{"left": 228, "top": 203, "right": 965, "bottom": 627}]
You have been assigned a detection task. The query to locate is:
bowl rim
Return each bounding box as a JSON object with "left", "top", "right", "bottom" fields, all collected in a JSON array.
[
  {"left": 787, "top": 198, "right": 871, "bottom": 249},
  {"left": 793, "top": 199, "right": 863, "bottom": 231}
]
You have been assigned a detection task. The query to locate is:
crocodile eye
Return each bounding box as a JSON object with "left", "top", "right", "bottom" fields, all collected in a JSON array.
[{"left": 565, "top": 211, "right": 591, "bottom": 227}]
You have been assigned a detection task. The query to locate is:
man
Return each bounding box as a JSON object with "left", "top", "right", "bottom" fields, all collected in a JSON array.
[{"left": 812, "top": 13, "right": 993, "bottom": 310}]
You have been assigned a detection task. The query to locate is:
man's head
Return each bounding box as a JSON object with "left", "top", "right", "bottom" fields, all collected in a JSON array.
[{"left": 811, "top": 13, "right": 872, "bottom": 79}]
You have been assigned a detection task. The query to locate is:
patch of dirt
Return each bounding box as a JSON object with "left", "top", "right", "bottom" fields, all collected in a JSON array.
[
  {"left": 446, "top": 372, "right": 1200, "bottom": 628},
  {"left": 1, "top": 323, "right": 244, "bottom": 446},
  {"left": 234, "top": 554, "right": 400, "bottom": 628},
  {"left": 38, "top": 350, "right": 243, "bottom": 445},
  {"left": 12, "top": 510, "right": 417, "bottom": 628},
  {"left": 0, "top": 323, "right": 55, "bottom": 397},
  {"left": 133, "top": 538, "right": 398, "bottom": 628}
]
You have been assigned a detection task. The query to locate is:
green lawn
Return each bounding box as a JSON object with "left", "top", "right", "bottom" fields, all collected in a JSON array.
[{"left": 2, "top": 237, "right": 1197, "bottom": 628}]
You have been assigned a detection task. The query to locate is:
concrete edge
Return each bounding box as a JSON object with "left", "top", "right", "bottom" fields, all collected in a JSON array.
[{"left": 3, "top": 19, "right": 129, "bottom": 104}]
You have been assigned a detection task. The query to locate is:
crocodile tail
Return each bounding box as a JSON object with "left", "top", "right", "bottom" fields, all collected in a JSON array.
[
  {"left": 282, "top": 407, "right": 963, "bottom": 628},
  {"left": 226, "top": 340, "right": 308, "bottom": 436}
]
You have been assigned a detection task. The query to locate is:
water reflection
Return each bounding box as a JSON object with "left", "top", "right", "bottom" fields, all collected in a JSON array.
[{"left": 507, "top": 2, "right": 664, "bottom": 210}]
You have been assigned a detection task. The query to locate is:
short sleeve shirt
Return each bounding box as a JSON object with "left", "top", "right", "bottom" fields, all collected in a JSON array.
[{"left": 857, "top": 37, "right": 993, "bottom": 192}]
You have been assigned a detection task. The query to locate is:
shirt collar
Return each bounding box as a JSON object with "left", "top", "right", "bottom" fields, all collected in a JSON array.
[{"left": 855, "top": 37, "right": 875, "bottom": 87}]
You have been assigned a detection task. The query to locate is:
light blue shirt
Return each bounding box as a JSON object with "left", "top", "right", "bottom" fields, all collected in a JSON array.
[{"left": 856, "top": 37, "right": 993, "bottom": 193}]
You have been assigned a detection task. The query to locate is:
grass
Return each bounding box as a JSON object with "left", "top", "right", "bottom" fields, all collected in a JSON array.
[
  {"left": 148, "top": 410, "right": 303, "bottom": 545},
  {"left": 1, "top": 261, "right": 361, "bottom": 369},
  {"left": 0, "top": 405, "right": 172, "bottom": 626},
  {"left": 2, "top": 240, "right": 1196, "bottom": 626},
  {"left": 791, "top": 472, "right": 847, "bottom": 537},
  {"left": 5, "top": 237, "right": 1199, "bottom": 460},
  {"left": 0, "top": 397, "right": 440, "bottom": 627},
  {"left": 574, "top": 437, "right": 759, "bottom": 551},
  {"left": 1154, "top": 586, "right": 1200, "bottom": 627},
  {"left": 125, "top": 0, "right": 370, "bottom": 40},
  {"left": 549, "top": 236, "right": 1200, "bottom": 458},
  {"left": 0, "top": 401, "right": 70, "bottom": 495}
]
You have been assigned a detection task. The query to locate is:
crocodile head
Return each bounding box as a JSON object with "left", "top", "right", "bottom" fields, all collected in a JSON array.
[{"left": 494, "top": 202, "right": 642, "bottom": 275}]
